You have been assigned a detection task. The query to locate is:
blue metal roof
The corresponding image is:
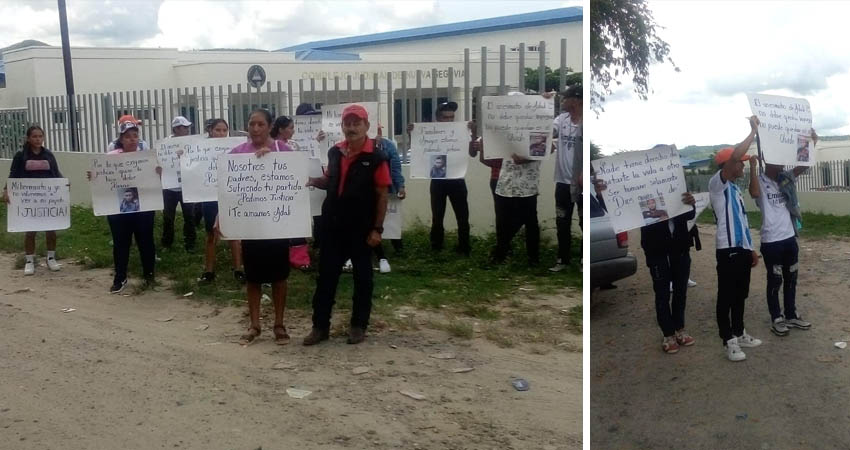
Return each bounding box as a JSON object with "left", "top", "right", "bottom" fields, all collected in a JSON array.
[
  {"left": 278, "top": 7, "right": 580, "bottom": 52},
  {"left": 295, "top": 49, "right": 362, "bottom": 61}
]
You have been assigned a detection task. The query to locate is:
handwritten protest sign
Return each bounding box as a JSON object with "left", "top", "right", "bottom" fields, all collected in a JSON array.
[
  {"left": 307, "top": 157, "right": 326, "bottom": 217},
  {"left": 688, "top": 192, "right": 710, "bottom": 230},
  {"left": 180, "top": 136, "right": 246, "bottom": 203},
  {"left": 383, "top": 196, "right": 403, "bottom": 240},
  {"left": 481, "top": 95, "right": 554, "bottom": 160},
  {"left": 6, "top": 178, "right": 70, "bottom": 232},
  {"left": 747, "top": 93, "right": 815, "bottom": 166},
  {"left": 320, "top": 102, "right": 379, "bottom": 166},
  {"left": 217, "top": 152, "right": 311, "bottom": 239},
  {"left": 154, "top": 135, "right": 196, "bottom": 189},
  {"left": 89, "top": 152, "right": 164, "bottom": 216},
  {"left": 292, "top": 115, "right": 324, "bottom": 159},
  {"left": 591, "top": 145, "right": 690, "bottom": 234},
  {"left": 410, "top": 122, "right": 470, "bottom": 179}
]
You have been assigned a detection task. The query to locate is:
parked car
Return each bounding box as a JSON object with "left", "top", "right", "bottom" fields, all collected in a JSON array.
[{"left": 590, "top": 194, "right": 637, "bottom": 289}]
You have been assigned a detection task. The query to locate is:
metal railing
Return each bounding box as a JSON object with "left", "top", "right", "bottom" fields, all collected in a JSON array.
[
  {"left": 2, "top": 39, "right": 572, "bottom": 160},
  {"left": 685, "top": 160, "right": 850, "bottom": 193},
  {"left": 0, "top": 108, "right": 27, "bottom": 159}
]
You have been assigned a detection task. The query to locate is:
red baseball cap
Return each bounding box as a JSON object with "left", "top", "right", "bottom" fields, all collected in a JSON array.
[
  {"left": 715, "top": 147, "right": 750, "bottom": 165},
  {"left": 341, "top": 104, "right": 368, "bottom": 121},
  {"left": 117, "top": 114, "right": 142, "bottom": 125}
]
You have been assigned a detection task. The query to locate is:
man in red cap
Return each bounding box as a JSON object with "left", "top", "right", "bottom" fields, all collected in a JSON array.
[
  {"left": 709, "top": 115, "right": 762, "bottom": 362},
  {"left": 304, "top": 104, "right": 392, "bottom": 345}
]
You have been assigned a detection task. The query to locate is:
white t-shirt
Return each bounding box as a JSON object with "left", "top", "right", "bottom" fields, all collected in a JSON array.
[
  {"left": 495, "top": 159, "right": 541, "bottom": 198},
  {"left": 755, "top": 173, "right": 796, "bottom": 244},
  {"left": 709, "top": 170, "right": 753, "bottom": 251},
  {"left": 553, "top": 112, "right": 580, "bottom": 185}
]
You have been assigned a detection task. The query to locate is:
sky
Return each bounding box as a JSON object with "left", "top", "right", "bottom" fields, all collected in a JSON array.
[
  {"left": 591, "top": 1, "right": 850, "bottom": 155},
  {"left": 0, "top": 0, "right": 577, "bottom": 51}
]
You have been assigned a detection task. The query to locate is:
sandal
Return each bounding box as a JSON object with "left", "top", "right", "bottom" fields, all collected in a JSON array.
[
  {"left": 274, "top": 325, "right": 291, "bottom": 345},
  {"left": 239, "top": 326, "right": 261, "bottom": 345}
]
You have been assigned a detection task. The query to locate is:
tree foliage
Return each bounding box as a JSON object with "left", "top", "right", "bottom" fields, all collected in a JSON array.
[
  {"left": 591, "top": 0, "right": 678, "bottom": 112},
  {"left": 523, "top": 67, "right": 581, "bottom": 93},
  {"left": 590, "top": 141, "right": 602, "bottom": 160}
]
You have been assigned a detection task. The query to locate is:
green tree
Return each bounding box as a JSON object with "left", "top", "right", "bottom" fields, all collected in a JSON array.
[
  {"left": 591, "top": 141, "right": 602, "bottom": 160},
  {"left": 591, "top": 0, "right": 678, "bottom": 112},
  {"left": 523, "top": 67, "right": 581, "bottom": 93}
]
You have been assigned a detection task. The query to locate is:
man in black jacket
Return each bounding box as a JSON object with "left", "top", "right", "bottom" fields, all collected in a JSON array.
[{"left": 640, "top": 192, "right": 697, "bottom": 354}]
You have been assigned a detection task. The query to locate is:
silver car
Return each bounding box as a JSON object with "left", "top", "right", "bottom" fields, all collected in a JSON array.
[{"left": 590, "top": 194, "right": 637, "bottom": 289}]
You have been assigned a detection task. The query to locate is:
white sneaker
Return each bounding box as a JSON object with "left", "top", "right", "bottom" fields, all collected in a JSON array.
[
  {"left": 736, "top": 330, "right": 762, "bottom": 348},
  {"left": 47, "top": 258, "right": 61, "bottom": 272},
  {"left": 549, "top": 259, "right": 567, "bottom": 272},
  {"left": 24, "top": 261, "right": 35, "bottom": 276},
  {"left": 687, "top": 279, "right": 697, "bottom": 287},
  {"left": 342, "top": 259, "right": 353, "bottom": 272},
  {"left": 379, "top": 258, "right": 391, "bottom": 273},
  {"left": 726, "top": 337, "right": 746, "bottom": 362}
]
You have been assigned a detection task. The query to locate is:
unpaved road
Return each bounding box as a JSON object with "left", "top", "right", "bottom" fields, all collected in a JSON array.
[
  {"left": 591, "top": 225, "right": 850, "bottom": 449},
  {"left": 0, "top": 254, "right": 580, "bottom": 450}
]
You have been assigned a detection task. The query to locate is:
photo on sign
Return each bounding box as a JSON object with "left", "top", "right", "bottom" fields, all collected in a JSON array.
[
  {"left": 797, "top": 134, "right": 810, "bottom": 162},
  {"left": 119, "top": 187, "right": 140, "bottom": 213},
  {"left": 640, "top": 194, "right": 669, "bottom": 225},
  {"left": 429, "top": 154, "right": 448, "bottom": 179},
  {"left": 529, "top": 132, "right": 548, "bottom": 157}
]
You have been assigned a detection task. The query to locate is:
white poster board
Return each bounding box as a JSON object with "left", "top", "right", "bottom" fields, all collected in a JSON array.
[
  {"left": 89, "top": 152, "right": 164, "bottom": 216},
  {"left": 292, "top": 115, "right": 324, "bottom": 159},
  {"left": 747, "top": 93, "right": 815, "bottom": 166},
  {"left": 6, "top": 178, "right": 71, "bottom": 232},
  {"left": 591, "top": 145, "right": 690, "bottom": 234},
  {"left": 688, "top": 192, "right": 710, "bottom": 231},
  {"left": 308, "top": 157, "right": 326, "bottom": 217},
  {"left": 321, "top": 102, "right": 380, "bottom": 166},
  {"left": 217, "top": 152, "right": 311, "bottom": 240},
  {"left": 180, "top": 136, "right": 246, "bottom": 203},
  {"left": 154, "top": 135, "right": 197, "bottom": 189},
  {"left": 383, "top": 196, "right": 403, "bottom": 240},
  {"left": 481, "top": 95, "right": 554, "bottom": 160},
  {"left": 410, "top": 122, "right": 471, "bottom": 179}
]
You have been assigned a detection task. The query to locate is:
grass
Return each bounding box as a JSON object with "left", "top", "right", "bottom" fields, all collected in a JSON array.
[
  {"left": 697, "top": 208, "right": 850, "bottom": 239},
  {"left": 0, "top": 205, "right": 580, "bottom": 315}
]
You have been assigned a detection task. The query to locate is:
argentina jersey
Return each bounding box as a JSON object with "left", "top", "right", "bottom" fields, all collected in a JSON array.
[{"left": 709, "top": 170, "right": 753, "bottom": 250}]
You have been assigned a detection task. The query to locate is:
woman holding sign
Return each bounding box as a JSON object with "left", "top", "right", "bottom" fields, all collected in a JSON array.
[
  {"left": 2, "top": 125, "right": 64, "bottom": 275},
  {"left": 224, "top": 109, "right": 293, "bottom": 345},
  {"left": 198, "top": 119, "right": 245, "bottom": 284}
]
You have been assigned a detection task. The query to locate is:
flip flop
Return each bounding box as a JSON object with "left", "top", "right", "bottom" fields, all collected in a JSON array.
[
  {"left": 274, "top": 325, "right": 291, "bottom": 345},
  {"left": 239, "top": 326, "right": 261, "bottom": 345}
]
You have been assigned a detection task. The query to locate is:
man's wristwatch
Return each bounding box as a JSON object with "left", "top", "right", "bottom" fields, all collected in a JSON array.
[{"left": 373, "top": 226, "right": 384, "bottom": 234}]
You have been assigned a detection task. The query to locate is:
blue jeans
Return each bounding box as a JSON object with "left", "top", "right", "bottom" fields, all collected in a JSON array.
[
  {"left": 645, "top": 250, "right": 691, "bottom": 337},
  {"left": 760, "top": 237, "right": 799, "bottom": 321}
]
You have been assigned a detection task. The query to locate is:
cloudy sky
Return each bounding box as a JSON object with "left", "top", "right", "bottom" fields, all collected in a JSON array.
[
  {"left": 1, "top": 0, "right": 575, "bottom": 51},
  {"left": 592, "top": 1, "right": 850, "bottom": 155}
]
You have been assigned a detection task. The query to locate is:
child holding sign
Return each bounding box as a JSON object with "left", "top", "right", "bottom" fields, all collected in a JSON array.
[{"left": 2, "top": 125, "right": 64, "bottom": 275}]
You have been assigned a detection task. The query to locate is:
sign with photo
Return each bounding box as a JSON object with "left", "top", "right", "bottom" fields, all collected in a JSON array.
[
  {"left": 591, "top": 145, "right": 690, "bottom": 234},
  {"left": 89, "top": 152, "right": 164, "bottom": 216},
  {"left": 6, "top": 178, "right": 71, "bottom": 232},
  {"left": 481, "top": 95, "right": 554, "bottom": 160},
  {"left": 409, "top": 122, "right": 471, "bottom": 179},
  {"left": 747, "top": 93, "right": 815, "bottom": 166}
]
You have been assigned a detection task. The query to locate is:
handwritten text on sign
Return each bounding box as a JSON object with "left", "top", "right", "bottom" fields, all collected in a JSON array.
[
  {"left": 410, "top": 122, "right": 471, "bottom": 179},
  {"left": 154, "top": 135, "right": 197, "bottom": 189},
  {"left": 747, "top": 93, "right": 815, "bottom": 166},
  {"left": 89, "top": 152, "right": 164, "bottom": 216},
  {"left": 217, "top": 152, "right": 311, "bottom": 240},
  {"left": 7, "top": 178, "right": 71, "bottom": 232},
  {"left": 321, "top": 102, "right": 379, "bottom": 138},
  {"left": 481, "top": 95, "right": 554, "bottom": 160},
  {"left": 180, "top": 137, "right": 246, "bottom": 203},
  {"left": 292, "top": 115, "right": 323, "bottom": 159},
  {"left": 591, "top": 145, "right": 690, "bottom": 234}
]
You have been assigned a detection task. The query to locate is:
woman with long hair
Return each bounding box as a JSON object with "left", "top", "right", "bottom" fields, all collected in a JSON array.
[{"left": 2, "top": 125, "right": 64, "bottom": 275}]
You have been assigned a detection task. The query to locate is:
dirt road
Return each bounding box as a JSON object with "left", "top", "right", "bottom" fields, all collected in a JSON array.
[
  {"left": 0, "top": 254, "right": 580, "bottom": 450},
  {"left": 591, "top": 225, "right": 850, "bottom": 449}
]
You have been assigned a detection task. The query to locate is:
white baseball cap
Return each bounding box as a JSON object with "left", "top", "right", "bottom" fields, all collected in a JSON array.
[{"left": 171, "top": 116, "right": 192, "bottom": 128}]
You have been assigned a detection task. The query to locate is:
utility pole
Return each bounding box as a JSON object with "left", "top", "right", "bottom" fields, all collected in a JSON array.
[{"left": 58, "top": 0, "right": 78, "bottom": 151}]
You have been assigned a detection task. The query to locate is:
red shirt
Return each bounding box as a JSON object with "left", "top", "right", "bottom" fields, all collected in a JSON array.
[{"left": 336, "top": 138, "right": 391, "bottom": 196}]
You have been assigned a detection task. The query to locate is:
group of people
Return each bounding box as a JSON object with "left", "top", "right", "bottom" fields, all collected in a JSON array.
[
  {"left": 626, "top": 115, "right": 813, "bottom": 361},
  {"left": 3, "top": 86, "right": 580, "bottom": 346}
]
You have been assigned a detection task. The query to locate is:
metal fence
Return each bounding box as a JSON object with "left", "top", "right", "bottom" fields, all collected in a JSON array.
[
  {"left": 685, "top": 160, "right": 850, "bottom": 193},
  {"left": 0, "top": 108, "right": 28, "bottom": 159},
  {"left": 1, "top": 39, "right": 572, "bottom": 160}
]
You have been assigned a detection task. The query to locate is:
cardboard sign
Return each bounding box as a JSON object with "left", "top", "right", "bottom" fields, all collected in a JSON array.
[
  {"left": 154, "top": 135, "right": 197, "bottom": 189},
  {"left": 481, "top": 95, "right": 554, "bottom": 160},
  {"left": 688, "top": 192, "right": 710, "bottom": 230},
  {"left": 307, "top": 157, "right": 326, "bottom": 217},
  {"left": 292, "top": 115, "right": 324, "bottom": 159},
  {"left": 217, "top": 152, "right": 311, "bottom": 239},
  {"left": 383, "top": 196, "right": 403, "bottom": 240},
  {"left": 410, "top": 122, "right": 471, "bottom": 179},
  {"left": 180, "top": 136, "right": 246, "bottom": 203},
  {"left": 321, "top": 102, "right": 379, "bottom": 138},
  {"left": 591, "top": 145, "right": 690, "bottom": 233},
  {"left": 89, "top": 152, "right": 164, "bottom": 216},
  {"left": 6, "top": 178, "right": 71, "bottom": 232},
  {"left": 747, "top": 93, "right": 815, "bottom": 166}
]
